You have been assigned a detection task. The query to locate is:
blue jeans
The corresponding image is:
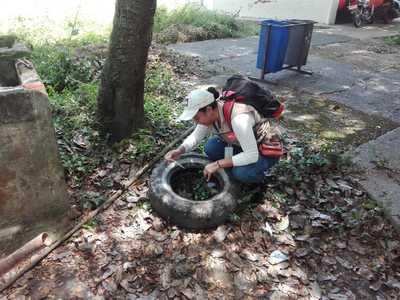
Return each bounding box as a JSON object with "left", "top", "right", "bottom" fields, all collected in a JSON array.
[{"left": 204, "top": 136, "right": 279, "bottom": 184}]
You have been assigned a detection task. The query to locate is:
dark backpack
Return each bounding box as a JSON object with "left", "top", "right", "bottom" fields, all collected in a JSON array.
[{"left": 220, "top": 75, "right": 284, "bottom": 129}]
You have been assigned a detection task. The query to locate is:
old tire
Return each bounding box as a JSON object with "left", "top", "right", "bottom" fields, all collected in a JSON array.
[{"left": 148, "top": 153, "right": 238, "bottom": 229}]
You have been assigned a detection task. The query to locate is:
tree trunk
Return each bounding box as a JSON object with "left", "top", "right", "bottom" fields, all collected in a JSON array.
[{"left": 97, "top": 0, "right": 156, "bottom": 143}]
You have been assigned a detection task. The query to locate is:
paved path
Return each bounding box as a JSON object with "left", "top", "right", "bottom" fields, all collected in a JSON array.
[
  {"left": 168, "top": 21, "right": 400, "bottom": 228},
  {"left": 169, "top": 26, "right": 400, "bottom": 123}
]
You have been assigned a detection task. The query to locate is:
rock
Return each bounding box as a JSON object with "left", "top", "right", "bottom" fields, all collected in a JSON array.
[{"left": 269, "top": 250, "right": 289, "bottom": 265}]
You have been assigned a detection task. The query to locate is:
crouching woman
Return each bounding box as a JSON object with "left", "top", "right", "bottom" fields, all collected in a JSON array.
[{"left": 165, "top": 88, "right": 281, "bottom": 183}]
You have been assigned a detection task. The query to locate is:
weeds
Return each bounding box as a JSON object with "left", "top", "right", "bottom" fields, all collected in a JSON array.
[
  {"left": 271, "top": 141, "right": 352, "bottom": 188},
  {"left": 82, "top": 215, "right": 102, "bottom": 229},
  {"left": 8, "top": 27, "right": 184, "bottom": 187},
  {"left": 384, "top": 34, "right": 400, "bottom": 46},
  {"left": 154, "top": 4, "right": 258, "bottom": 44},
  {"left": 32, "top": 44, "right": 100, "bottom": 92}
]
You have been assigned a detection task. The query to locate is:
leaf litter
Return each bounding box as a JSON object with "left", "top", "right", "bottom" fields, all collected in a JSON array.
[{"left": 2, "top": 46, "right": 400, "bottom": 300}]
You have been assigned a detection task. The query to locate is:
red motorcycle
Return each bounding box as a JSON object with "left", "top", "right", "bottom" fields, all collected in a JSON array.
[{"left": 339, "top": 0, "right": 398, "bottom": 27}]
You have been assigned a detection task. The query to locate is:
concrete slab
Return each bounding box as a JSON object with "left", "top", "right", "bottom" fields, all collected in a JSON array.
[
  {"left": 315, "top": 19, "right": 400, "bottom": 40},
  {"left": 169, "top": 36, "right": 400, "bottom": 123},
  {"left": 168, "top": 32, "right": 353, "bottom": 60},
  {"left": 353, "top": 127, "right": 400, "bottom": 229},
  {"left": 329, "top": 70, "right": 400, "bottom": 122}
]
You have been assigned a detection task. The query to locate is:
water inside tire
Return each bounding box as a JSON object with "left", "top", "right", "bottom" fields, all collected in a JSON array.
[{"left": 170, "top": 166, "right": 223, "bottom": 201}]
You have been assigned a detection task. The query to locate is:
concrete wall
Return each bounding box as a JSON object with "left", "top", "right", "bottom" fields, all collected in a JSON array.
[
  {"left": 159, "top": 0, "right": 202, "bottom": 9},
  {"left": 0, "top": 0, "right": 115, "bottom": 24},
  {"left": 0, "top": 82, "right": 71, "bottom": 256},
  {"left": 209, "top": 0, "right": 340, "bottom": 24},
  {"left": 0, "top": 0, "right": 339, "bottom": 26}
]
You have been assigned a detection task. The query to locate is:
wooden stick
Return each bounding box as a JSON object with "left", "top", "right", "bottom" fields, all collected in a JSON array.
[
  {"left": 0, "top": 233, "right": 50, "bottom": 276},
  {"left": 0, "top": 125, "right": 195, "bottom": 293}
]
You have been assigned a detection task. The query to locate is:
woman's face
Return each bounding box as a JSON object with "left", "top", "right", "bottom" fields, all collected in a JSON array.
[{"left": 193, "top": 107, "right": 215, "bottom": 126}]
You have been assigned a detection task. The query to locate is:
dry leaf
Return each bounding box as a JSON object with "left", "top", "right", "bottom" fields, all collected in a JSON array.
[{"left": 276, "top": 215, "right": 290, "bottom": 231}]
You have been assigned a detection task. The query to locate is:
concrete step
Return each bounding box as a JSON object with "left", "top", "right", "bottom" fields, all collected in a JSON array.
[{"left": 353, "top": 127, "right": 400, "bottom": 230}]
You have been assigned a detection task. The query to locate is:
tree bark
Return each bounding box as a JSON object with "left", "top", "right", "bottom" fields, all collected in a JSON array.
[{"left": 97, "top": 0, "right": 156, "bottom": 143}]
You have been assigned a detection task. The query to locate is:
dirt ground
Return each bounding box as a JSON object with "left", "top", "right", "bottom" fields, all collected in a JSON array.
[
  {"left": 279, "top": 89, "right": 399, "bottom": 150},
  {"left": 2, "top": 39, "right": 400, "bottom": 299}
]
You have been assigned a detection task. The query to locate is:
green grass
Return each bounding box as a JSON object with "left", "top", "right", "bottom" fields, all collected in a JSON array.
[
  {"left": 384, "top": 35, "right": 400, "bottom": 46},
  {"left": 154, "top": 4, "right": 259, "bottom": 42},
  {"left": 1, "top": 5, "right": 258, "bottom": 46}
]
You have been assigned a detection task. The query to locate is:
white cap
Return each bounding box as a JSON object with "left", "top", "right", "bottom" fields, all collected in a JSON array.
[{"left": 177, "top": 89, "right": 215, "bottom": 121}]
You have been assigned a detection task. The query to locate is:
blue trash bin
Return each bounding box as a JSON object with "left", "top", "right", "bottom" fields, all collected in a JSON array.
[{"left": 256, "top": 20, "right": 290, "bottom": 73}]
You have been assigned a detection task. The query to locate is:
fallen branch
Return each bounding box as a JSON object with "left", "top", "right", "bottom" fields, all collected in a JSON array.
[{"left": 0, "top": 125, "right": 195, "bottom": 293}]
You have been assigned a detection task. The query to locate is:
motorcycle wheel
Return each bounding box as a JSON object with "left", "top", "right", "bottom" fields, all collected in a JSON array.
[
  {"left": 362, "top": 7, "right": 374, "bottom": 24},
  {"left": 365, "top": 17, "right": 374, "bottom": 24},
  {"left": 353, "top": 14, "right": 362, "bottom": 27},
  {"left": 365, "top": 16, "right": 374, "bottom": 24}
]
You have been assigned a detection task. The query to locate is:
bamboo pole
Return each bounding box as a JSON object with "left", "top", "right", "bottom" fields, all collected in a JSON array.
[
  {"left": 0, "top": 125, "right": 194, "bottom": 293},
  {"left": 0, "top": 233, "right": 51, "bottom": 276}
]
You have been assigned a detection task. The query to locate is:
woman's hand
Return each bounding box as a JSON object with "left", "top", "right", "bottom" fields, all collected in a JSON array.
[
  {"left": 165, "top": 147, "right": 184, "bottom": 163},
  {"left": 203, "top": 161, "right": 221, "bottom": 181}
]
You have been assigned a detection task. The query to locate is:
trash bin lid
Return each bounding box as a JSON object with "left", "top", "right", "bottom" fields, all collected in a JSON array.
[{"left": 261, "top": 19, "right": 290, "bottom": 27}]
